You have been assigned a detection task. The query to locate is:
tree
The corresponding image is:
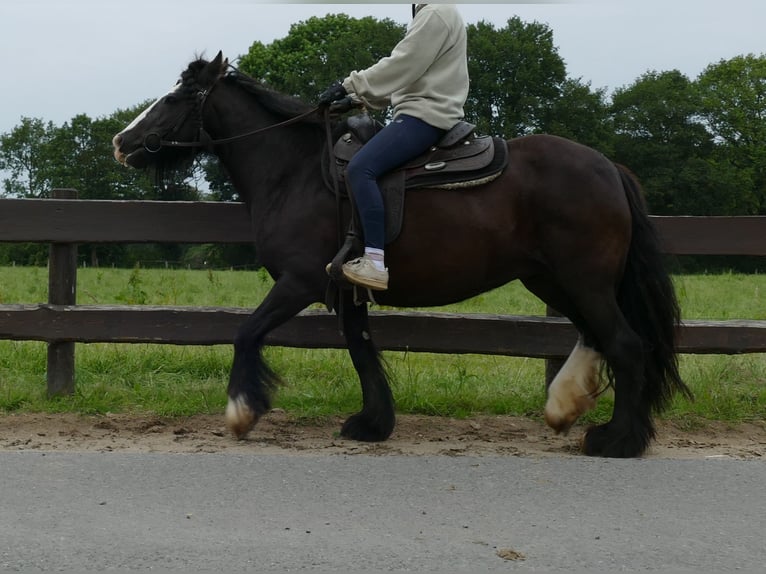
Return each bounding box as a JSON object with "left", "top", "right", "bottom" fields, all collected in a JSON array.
[
  {"left": 546, "top": 78, "right": 613, "bottom": 153},
  {"left": 0, "top": 104, "right": 206, "bottom": 266},
  {"left": 608, "top": 70, "right": 745, "bottom": 215},
  {"left": 0, "top": 106, "right": 159, "bottom": 201},
  {"left": 43, "top": 114, "right": 116, "bottom": 199},
  {"left": 0, "top": 117, "right": 54, "bottom": 197},
  {"left": 697, "top": 54, "right": 766, "bottom": 213},
  {"left": 239, "top": 14, "right": 406, "bottom": 102},
  {"left": 465, "top": 17, "right": 566, "bottom": 138},
  {"left": 203, "top": 156, "right": 238, "bottom": 202}
]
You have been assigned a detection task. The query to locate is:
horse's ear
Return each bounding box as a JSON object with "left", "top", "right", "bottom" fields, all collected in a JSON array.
[
  {"left": 212, "top": 50, "right": 224, "bottom": 69},
  {"left": 200, "top": 51, "right": 225, "bottom": 87}
]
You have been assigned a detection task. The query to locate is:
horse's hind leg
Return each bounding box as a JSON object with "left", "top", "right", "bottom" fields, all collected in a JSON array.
[
  {"left": 523, "top": 278, "right": 652, "bottom": 457},
  {"left": 562, "top": 291, "right": 654, "bottom": 457},
  {"left": 580, "top": 313, "right": 653, "bottom": 457},
  {"left": 339, "top": 293, "right": 396, "bottom": 442},
  {"left": 521, "top": 278, "right": 602, "bottom": 433}
]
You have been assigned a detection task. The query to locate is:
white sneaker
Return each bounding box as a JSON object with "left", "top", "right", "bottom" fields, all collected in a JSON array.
[{"left": 341, "top": 255, "right": 389, "bottom": 290}]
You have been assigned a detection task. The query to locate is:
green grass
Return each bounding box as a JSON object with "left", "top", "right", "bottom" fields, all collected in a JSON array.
[{"left": 0, "top": 266, "right": 764, "bottom": 425}]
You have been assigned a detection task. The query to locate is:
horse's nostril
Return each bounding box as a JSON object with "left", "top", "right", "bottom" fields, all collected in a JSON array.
[{"left": 112, "top": 133, "right": 123, "bottom": 148}]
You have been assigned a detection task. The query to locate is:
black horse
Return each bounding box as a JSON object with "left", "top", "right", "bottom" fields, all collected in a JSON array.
[{"left": 113, "top": 53, "right": 691, "bottom": 457}]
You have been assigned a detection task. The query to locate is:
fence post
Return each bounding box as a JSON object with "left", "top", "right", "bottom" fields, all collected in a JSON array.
[
  {"left": 544, "top": 305, "right": 566, "bottom": 387},
  {"left": 47, "top": 188, "right": 78, "bottom": 396}
]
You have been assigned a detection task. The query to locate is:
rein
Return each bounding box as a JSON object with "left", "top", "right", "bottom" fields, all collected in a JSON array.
[
  {"left": 142, "top": 73, "right": 321, "bottom": 153},
  {"left": 149, "top": 107, "right": 321, "bottom": 151}
]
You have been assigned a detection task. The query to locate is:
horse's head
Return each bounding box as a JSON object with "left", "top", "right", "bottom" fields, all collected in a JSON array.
[{"left": 112, "top": 51, "right": 227, "bottom": 170}]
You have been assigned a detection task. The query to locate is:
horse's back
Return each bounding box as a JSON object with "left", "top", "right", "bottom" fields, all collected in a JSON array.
[
  {"left": 507, "top": 134, "right": 623, "bottom": 200},
  {"left": 382, "top": 133, "right": 631, "bottom": 306},
  {"left": 505, "top": 133, "right": 631, "bottom": 237}
]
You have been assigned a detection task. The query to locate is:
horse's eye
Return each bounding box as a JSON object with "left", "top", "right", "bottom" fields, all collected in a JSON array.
[{"left": 164, "top": 94, "right": 179, "bottom": 105}]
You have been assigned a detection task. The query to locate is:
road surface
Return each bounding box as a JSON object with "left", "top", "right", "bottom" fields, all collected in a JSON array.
[{"left": 1, "top": 452, "right": 764, "bottom": 572}]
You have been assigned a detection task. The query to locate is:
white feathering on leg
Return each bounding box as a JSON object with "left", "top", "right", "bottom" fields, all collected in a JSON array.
[
  {"left": 225, "top": 395, "right": 258, "bottom": 439},
  {"left": 544, "top": 339, "right": 602, "bottom": 434}
]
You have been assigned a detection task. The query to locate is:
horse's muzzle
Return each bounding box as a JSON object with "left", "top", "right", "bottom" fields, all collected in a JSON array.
[{"left": 112, "top": 134, "right": 128, "bottom": 165}]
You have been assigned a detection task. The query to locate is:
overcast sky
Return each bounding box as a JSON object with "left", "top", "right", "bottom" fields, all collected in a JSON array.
[{"left": 0, "top": 1, "right": 764, "bottom": 135}]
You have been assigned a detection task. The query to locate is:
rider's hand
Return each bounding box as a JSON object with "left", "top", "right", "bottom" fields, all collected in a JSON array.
[{"left": 318, "top": 81, "right": 348, "bottom": 107}]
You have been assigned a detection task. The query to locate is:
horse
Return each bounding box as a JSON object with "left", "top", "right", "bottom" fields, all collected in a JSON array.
[{"left": 112, "top": 52, "right": 691, "bottom": 457}]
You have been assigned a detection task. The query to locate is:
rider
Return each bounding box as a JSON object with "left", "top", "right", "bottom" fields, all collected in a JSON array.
[{"left": 318, "top": 4, "right": 469, "bottom": 291}]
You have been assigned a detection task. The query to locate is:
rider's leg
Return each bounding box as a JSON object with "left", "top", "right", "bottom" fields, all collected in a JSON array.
[{"left": 344, "top": 114, "right": 443, "bottom": 289}]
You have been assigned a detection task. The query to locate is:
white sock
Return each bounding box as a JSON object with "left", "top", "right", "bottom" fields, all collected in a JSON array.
[{"left": 364, "top": 247, "right": 386, "bottom": 271}]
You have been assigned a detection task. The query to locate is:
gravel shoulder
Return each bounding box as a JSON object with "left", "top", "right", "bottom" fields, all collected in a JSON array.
[{"left": 1, "top": 411, "right": 764, "bottom": 459}]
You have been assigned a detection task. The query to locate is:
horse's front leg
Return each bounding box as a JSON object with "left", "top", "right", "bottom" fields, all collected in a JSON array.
[
  {"left": 226, "top": 276, "right": 315, "bottom": 439},
  {"left": 340, "top": 294, "right": 396, "bottom": 442}
]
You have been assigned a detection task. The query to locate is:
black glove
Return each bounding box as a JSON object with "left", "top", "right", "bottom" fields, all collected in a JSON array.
[
  {"left": 329, "top": 96, "right": 357, "bottom": 114},
  {"left": 318, "top": 81, "right": 347, "bottom": 107}
]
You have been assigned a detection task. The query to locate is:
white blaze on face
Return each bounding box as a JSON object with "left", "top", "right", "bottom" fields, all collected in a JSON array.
[
  {"left": 112, "top": 83, "right": 183, "bottom": 164},
  {"left": 112, "top": 101, "right": 160, "bottom": 164},
  {"left": 544, "top": 338, "right": 602, "bottom": 434},
  {"left": 118, "top": 83, "right": 183, "bottom": 137},
  {"left": 121, "top": 99, "right": 160, "bottom": 134}
]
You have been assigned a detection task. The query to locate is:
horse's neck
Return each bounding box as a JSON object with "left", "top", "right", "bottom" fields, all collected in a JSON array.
[
  {"left": 210, "top": 90, "right": 323, "bottom": 232},
  {"left": 210, "top": 92, "right": 322, "bottom": 202}
]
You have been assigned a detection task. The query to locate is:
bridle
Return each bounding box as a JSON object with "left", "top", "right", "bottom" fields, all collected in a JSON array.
[
  {"left": 139, "top": 65, "right": 348, "bottom": 318},
  {"left": 139, "top": 68, "right": 344, "bottom": 241},
  {"left": 142, "top": 72, "right": 321, "bottom": 154}
]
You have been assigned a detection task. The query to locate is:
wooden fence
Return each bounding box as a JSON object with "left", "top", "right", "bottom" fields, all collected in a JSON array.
[{"left": 1, "top": 189, "right": 765, "bottom": 395}]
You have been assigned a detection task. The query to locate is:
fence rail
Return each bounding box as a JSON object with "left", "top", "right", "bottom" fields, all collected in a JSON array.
[
  {"left": 2, "top": 305, "right": 766, "bottom": 355},
  {"left": 2, "top": 195, "right": 766, "bottom": 254},
  {"left": 1, "top": 190, "right": 765, "bottom": 395}
]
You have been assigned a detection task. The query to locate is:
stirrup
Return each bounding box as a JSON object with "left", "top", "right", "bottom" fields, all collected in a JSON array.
[{"left": 352, "top": 285, "right": 377, "bottom": 306}]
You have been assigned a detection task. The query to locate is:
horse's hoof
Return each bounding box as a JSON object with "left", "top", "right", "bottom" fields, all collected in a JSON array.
[
  {"left": 543, "top": 408, "right": 577, "bottom": 435},
  {"left": 581, "top": 423, "right": 648, "bottom": 458},
  {"left": 225, "top": 395, "right": 259, "bottom": 440},
  {"left": 544, "top": 342, "right": 600, "bottom": 435},
  {"left": 340, "top": 412, "right": 394, "bottom": 442},
  {"left": 544, "top": 392, "right": 596, "bottom": 435}
]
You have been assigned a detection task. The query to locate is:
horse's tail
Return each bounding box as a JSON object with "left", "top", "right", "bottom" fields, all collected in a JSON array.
[{"left": 615, "top": 163, "right": 693, "bottom": 412}]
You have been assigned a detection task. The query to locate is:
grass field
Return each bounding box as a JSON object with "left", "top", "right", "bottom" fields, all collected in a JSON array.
[{"left": 0, "top": 265, "right": 764, "bottom": 425}]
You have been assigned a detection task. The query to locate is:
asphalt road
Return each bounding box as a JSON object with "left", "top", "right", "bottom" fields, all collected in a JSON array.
[{"left": 1, "top": 452, "right": 764, "bottom": 573}]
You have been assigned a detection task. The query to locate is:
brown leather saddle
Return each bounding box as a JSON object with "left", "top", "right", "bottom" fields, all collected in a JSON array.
[
  {"left": 325, "top": 115, "right": 508, "bottom": 305},
  {"left": 332, "top": 114, "right": 508, "bottom": 244}
]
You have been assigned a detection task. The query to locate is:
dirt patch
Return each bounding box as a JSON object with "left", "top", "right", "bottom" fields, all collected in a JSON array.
[{"left": 1, "top": 411, "right": 764, "bottom": 459}]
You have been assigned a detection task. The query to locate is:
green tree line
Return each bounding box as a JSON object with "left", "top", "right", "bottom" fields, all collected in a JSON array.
[{"left": 2, "top": 15, "right": 765, "bottom": 268}]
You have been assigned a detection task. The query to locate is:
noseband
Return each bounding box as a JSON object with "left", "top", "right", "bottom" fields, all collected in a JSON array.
[
  {"left": 143, "top": 73, "right": 319, "bottom": 154},
  {"left": 142, "top": 132, "right": 164, "bottom": 153},
  {"left": 142, "top": 80, "right": 219, "bottom": 154}
]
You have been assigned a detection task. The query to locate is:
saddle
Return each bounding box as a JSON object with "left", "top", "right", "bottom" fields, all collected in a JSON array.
[
  {"left": 325, "top": 114, "right": 508, "bottom": 307},
  {"left": 332, "top": 114, "right": 509, "bottom": 244}
]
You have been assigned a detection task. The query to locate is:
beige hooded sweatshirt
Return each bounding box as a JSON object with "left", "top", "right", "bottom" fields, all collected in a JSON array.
[{"left": 341, "top": 4, "right": 469, "bottom": 131}]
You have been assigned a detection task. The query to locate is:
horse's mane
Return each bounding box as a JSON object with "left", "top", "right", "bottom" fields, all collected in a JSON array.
[
  {"left": 225, "top": 72, "right": 370, "bottom": 145},
  {"left": 181, "top": 57, "right": 325, "bottom": 128},
  {"left": 228, "top": 71, "right": 323, "bottom": 124}
]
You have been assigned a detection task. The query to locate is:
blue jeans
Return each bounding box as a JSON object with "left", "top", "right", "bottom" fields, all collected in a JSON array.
[{"left": 347, "top": 114, "right": 444, "bottom": 250}]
